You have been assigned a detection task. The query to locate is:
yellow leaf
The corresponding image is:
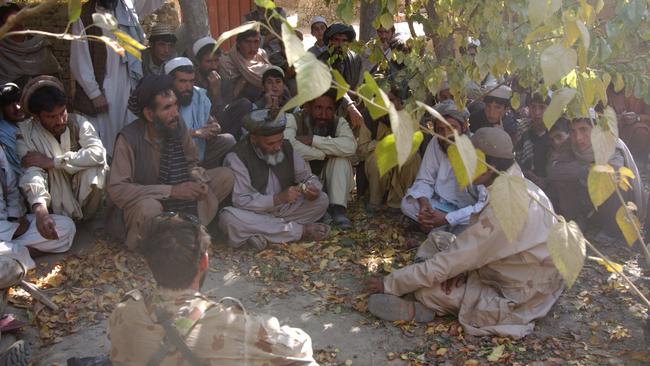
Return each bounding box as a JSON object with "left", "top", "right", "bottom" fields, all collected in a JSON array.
[
  {"left": 543, "top": 87, "right": 576, "bottom": 129},
  {"left": 114, "top": 30, "right": 146, "bottom": 50},
  {"left": 68, "top": 0, "right": 82, "bottom": 23},
  {"left": 616, "top": 204, "right": 640, "bottom": 246},
  {"left": 436, "top": 348, "right": 448, "bottom": 356},
  {"left": 119, "top": 42, "right": 142, "bottom": 61},
  {"left": 587, "top": 164, "right": 615, "bottom": 208},
  {"left": 332, "top": 70, "right": 350, "bottom": 101},
  {"left": 547, "top": 218, "right": 586, "bottom": 288},
  {"left": 563, "top": 13, "right": 580, "bottom": 47},
  {"left": 511, "top": 92, "right": 521, "bottom": 110},
  {"left": 614, "top": 73, "right": 625, "bottom": 92},
  {"left": 98, "top": 35, "right": 124, "bottom": 57},
  {"left": 541, "top": 43, "right": 577, "bottom": 86},
  {"left": 591, "top": 123, "right": 617, "bottom": 166},
  {"left": 387, "top": 98, "right": 418, "bottom": 167},
  {"left": 487, "top": 345, "right": 505, "bottom": 362},
  {"left": 588, "top": 256, "right": 623, "bottom": 273},
  {"left": 357, "top": 72, "right": 388, "bottom": 120},
  {"left": 319, "top": 259, "right": 328, "bottom": 270},
  {"left": 279, "top": 52, "right": 332, "bottom": 116},
  {"left": 254, "top": 0, "right": 276, "bottom": 9},
  {"left": 375, "top": 132, "right": 423, "bottom": 177},
  {"left": 448, "top": 144, "right": 487, "bottom": 189},
  {"left": 489, "top": 174, "right": 529, "bottom": 243},
  {"left": 281, "top": 22, "right": 304, "bottom": 67}
]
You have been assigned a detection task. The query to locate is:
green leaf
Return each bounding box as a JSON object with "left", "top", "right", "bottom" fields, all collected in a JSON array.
[
  {"left": 543, "top": 87, "right": 577, "bottom": 129},
  {"left": 547, "top": 218, "right": 586, "bottom": 288},
  {"left": 357, "top": 72, "right": 388, "bottom": 120},
  {"left": 375, "top": 132, "right": 424, "bottom": 176},
  {"left": 455, "top": 134, "right": 478, "bottom": 186},
  {"left": 279, "top": 52, "right": 332, "bottom": 115},
  {"left": 487, "top": 345, "right": 505, "bottom": 362},
  {"left": 386, "top": 95, "right": 418, "bottom": 167},
  {"left": 281, "top": 22, "right": 304, "bottom": 66},
  {"left": 213, "top": 21, "right": 260, "bottom": 51},
  {"left": 587, "top": 164, "right": 616, "bottom": 208},
  {"left": 68, "top": 0, "right": 82, "bottom": 23},
  {"left": 448, "top": 145, "right": 488, "bottom": 189},
  {"left": 616, "top": 204, "right": 640, "bottom": 246},
  {"left": 380, "top": 13, "right": 394, "bottom": 30},
  {"left": 528, "top": 0, "right": 549, "bottom": 28},
  {"left": 591, "top": 121, "right": 617, "bottom": 166},
  {"left": 332, "top": 69, "right": 350, "bottom": 101},
  {"left": 541, "top": 43, "right": 577, "bottom": 86},
  {"left": 614, "top": 73, "right": 625, "bottom": 92},
  {"left": 336, "top": 0, "right": 354, "bottom": 24},
  {"left": 254, "top": 0, "right": 276, "bottom": 9},
  {"left": 489, "top": 174, "right": 530, "bottom": 243},
  {"left": 576, "top": 18, "right": 590, "bottom": 50}
]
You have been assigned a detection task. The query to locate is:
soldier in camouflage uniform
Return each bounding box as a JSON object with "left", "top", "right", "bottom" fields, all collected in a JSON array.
[{"left": 108, "top": 212, "right": 317, "bottom": 365}]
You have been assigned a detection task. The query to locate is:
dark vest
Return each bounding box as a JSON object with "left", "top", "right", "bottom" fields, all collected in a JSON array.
[
  {"left": 233, "top": 137, "right": 295, "bottom": 193},
  {"left": 72, "top": 0, "right": 108, "bottom": 117}
]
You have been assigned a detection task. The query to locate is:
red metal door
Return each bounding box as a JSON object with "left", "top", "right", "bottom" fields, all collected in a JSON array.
[{"left": 205, "top": 0, "right": 253, "bottom": 49}]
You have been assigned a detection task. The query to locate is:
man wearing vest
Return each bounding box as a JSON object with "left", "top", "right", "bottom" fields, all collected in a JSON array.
[
  {"left": 108, "top": 75, "right": 234, "bottom": 250},
  {"left": 218, "top": 109, "right": 330, "bottom": 251},
  {"left": 16, "top": 76, "right": 107, "bottom": 240},
  {"left": 284, "top": 90, "right": 357, "bottom": 229}
]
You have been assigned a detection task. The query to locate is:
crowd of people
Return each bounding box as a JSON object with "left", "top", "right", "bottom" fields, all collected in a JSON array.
[{"left": 0, "top": 1, "right": 648, "bottom": 364}]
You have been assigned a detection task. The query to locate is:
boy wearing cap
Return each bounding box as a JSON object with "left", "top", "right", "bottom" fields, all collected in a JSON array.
[
  {"left": 307, "top": 16, "right": 328, "bottom": 58},
  {"left": 0, "top": 82, "right": 26, "bottom": 175},
  {"left": 165, "top": 57, "right": 235, "bottom": 169},
  {"left": 366, "top": 127, "right": 564, "bottom": 339},
  {"left": 142, "top": 23, "right": 177, "bottom": 76},
  {"left": 253, "top": 66, "right": 292, "bottom": 111}
]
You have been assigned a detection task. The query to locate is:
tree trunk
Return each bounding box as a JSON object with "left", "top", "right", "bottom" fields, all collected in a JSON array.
[
  {"left": 177, "top": 0, "right": 210, "bottom": 41},
  {"left": 359, "top": 0, "right": 379, "bottom": 43}
]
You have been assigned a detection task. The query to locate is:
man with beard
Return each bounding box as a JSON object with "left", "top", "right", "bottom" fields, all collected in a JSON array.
[
  {"left": 107, "top": 75, "right": 234, "bottom": 250},
  {"left": 0, "top": 83, "right": 26, "bottom": 174},
  {"left": 284, "top": 90, "right": 357, "bottom": 229},
  {"left": 547, "top": 114, "right": 643, "bottom": 242},
  {"left": 165, "top": 57, "right": 235, "bottom": 168},
  {"left": 70, "top": 0, "right": 145, "bottom": 156},
  {"left": 218, "top": 109, "right": 330, "bottom": 251},
  {"left": 109, "top": 213, "right": 318, "bottom": 365},
  {"left": 16, "top": 76, "right": 107, "bottom": 238},
  {"left": 318, "top": 23, "right": 364, "bottom": 130},
  {"left": 141, "top": 23, "right": 177, "bottom": 76},
  {"left": 401, "top": 101, "right": 488, "bottom": 234}
]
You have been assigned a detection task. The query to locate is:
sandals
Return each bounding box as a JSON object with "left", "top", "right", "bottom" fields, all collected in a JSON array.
[
  {"left": 0, "top": 340, "right": 30, "bottom": 366},
  {"left": 301, "top": 223, "right": 331, "bottom": 242},
  {"left": 368, "top": 293, "right": 435, "bottom": 323}
]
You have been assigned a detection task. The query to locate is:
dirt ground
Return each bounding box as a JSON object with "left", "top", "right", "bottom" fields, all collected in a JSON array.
[{"left": 4, "top": 198, "right": 649, "bottom": 366}]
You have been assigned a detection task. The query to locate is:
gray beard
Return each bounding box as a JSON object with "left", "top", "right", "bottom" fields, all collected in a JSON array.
[{"left": 264, "top": 150, "right": 285, "bottom": 166}]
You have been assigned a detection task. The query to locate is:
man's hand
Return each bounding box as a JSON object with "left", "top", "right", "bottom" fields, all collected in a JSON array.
[
  {"left": 12, "top": 216, "right": 30, "bottom": 239},
  {"left": 295, "top": 135, "right": 313, "bottom": 146},
  {"left": 193, "top": 124, "right": 220, "bottom": 140},
  {"left": 21, "top": 151, "right": 54, "bottom": 169},
  {"left": 441, "top": 274, "right": 466, "bottom": 295},
  {"left": 34, "top": 204, "right": 58, "bottom": 240},
  {"left": 274, "top": 186, "right": 301, "bottom": 205},
  {"left": 92, "top": 93, "right": 109, "bottom": 114},
  {"left": 170, "top": 181, "right": 208, "bottom": 201},
  {"left": 417, "top": 207, "right": 447, "bottom": 231},
  {"left": 207, "top": 70, "right": 221, "bottom": 89},
  {"left": 302, "top": 184, "right": 320, "bottom": 201},
  {"left": 364, "top": 276, "right": 385, "bottom": 294},
  {"left": 346, "top": 104, "right": 363, "bottom": 129}
]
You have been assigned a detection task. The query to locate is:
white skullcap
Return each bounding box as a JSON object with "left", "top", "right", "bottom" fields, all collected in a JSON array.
[
  {"left": 310, "top": 16, "right": 327, "bottom": 27},
  {"left": 192, "top": 36, "right": 217, "bottom": 57},
  {"left": 485, "top": 84, "right": 512, "bottom": 100},
  {"left": 164, "top": 57, "right": 194, "bottom": 75},
  {"left": 467, "top": 36, "right": 481, "bottom": 48}
]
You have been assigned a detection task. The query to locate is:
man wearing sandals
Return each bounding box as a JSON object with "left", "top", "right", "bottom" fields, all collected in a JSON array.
[
  {"left": 366, "top": 127, "right": 564, "bottom": 338},
  {"left": 109, "top": 213, "right": 317, "bottom": 365},
  {"left": 219, "top": 109, "right": 331, "bottom": 251}
]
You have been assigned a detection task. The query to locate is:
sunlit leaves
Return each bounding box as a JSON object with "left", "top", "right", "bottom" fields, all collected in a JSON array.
[
  {"left": 588, "top": 256, "right": 624, "bottom": 273},
  {"left": 618, "top": 167, "right": 635, "bottom": 191},
  {"left": 336, "top": 0, "right": 354, "bottom": 24},
  {"left": 332, "top": 70, "right": 350, "bottom": 101},
  {"left": 213, "top": 21, "right": 260, "bottom": 51},
  {"left": 543, "top": 87, "right": 577, "bottom": 129},
  {"left": 448, "top": 144, "right": 487, "bottom": 189},
  {"left": 547, "top": 218, "right": 586, "bottom": 288},
  {"left": 591, "top": 120, "right": 617, "bottom": 166},
  {"left": 587, "top": 164, "right": 616, "bottom": 209},
  {"left": 281, "top": 22, "right": 304, "bottom": 66},
  {"left": 541, "top": 43, "right": 577, "bottom": 86},
  {"left": 375, "top": 132, "right": 424, "bottom": 176},
  {"left": 357, "top": 72, "right": 388, "bottom": 120},
  {"left": 616, "top": 204, "right": 641, "bottom": 246},
  {"left": 68, "top": 0, "right": 83, "bottom": 23},
  {"left": 489, "top": 174, "right": 530, "bottom": 243},
  {"left": 529, "top": 0, "right": 563, "bottom": 28},
  {"left": 92, "top": 13, "right": 118, "bottom": 31},
  {"left": 254, "top": 0, "right": 276, "bottom": 9},
  {"left": 388, "top": 97, "right": 418, "bottom": 167},
  {"left": 114, "top": 30, "right": 145, "bottom": 60}
]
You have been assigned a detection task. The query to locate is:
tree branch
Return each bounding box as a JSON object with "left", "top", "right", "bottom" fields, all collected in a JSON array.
[{"left": 0, "top": 0, "right": 58, "bottom": 40}]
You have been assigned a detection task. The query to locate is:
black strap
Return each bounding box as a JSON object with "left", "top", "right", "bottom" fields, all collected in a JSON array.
[{"left": 146, "top": 308, "right": 203, "bottom": 366}]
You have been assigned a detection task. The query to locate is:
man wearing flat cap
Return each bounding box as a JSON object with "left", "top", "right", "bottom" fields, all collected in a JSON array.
[
  {"left": 142, "top": 23, "right": 178, "bottom": 76},
  {"left": 165, "top": 57, "right": 235, "bottom": 169},
  {"left": 367, "top": 127, "right": 564, "bottom": 339},
  {"left": 469, "top": 83, "right": 518, "bottom": 136},
  {"left": 219, "top": 109, "right": 330, "bottom": 251},
  {"left": 0, "top": 82, "right": 26, "bottom": 175},
  {"left": 253, "top": 66, "right": 294, "bottom": 112},
  {"left": 16, "top": 76, "right": 107, "bottom": 238},
  {"left": 401, "top": 100, "right": 487, "bottom": 234},
  {"left": 107, "top": 75, "right": 234, "bottom": 250}
]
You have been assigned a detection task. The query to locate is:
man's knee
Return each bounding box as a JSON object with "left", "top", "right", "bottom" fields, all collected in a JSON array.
[
  {"left": 401, "top": 196, "right": 419, "bottom": 220},
  {"left": 207, "top": 167, "right": 235, "bottom": 200},
  {"left": 129, "top": 199, "right": 164, "bottom": 221},
  {"left": 52, "top": 215, "right": 76, "bottom": 251}
]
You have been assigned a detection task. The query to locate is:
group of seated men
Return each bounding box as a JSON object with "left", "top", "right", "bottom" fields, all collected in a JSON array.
[{"left": 0, "top": 4, "right": 648, "bottom": 364}]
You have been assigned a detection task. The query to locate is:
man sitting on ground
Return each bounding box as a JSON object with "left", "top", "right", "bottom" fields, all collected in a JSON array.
[
  {"left": 109, "top": 213, "right": 317, "bottom": 365},
  {"left": 141, "top": 23, "right": 177, "bottom": 76},
  {"left": 17, "top": 76, "right": 106, "bottom": 236},
  {"left": 165, "top": 57, "right": 235, "bottom": 168},
  {"left": 107, "top": 75, "right": 234, "bottom": 250},
  {"left": 401, "top": 101, "right": 487, "bottom": 234},
  {"left": 219, "top": 109, "right": 330, "bottom": 251},
  {"left": 0, "top": 82, "right": 26, "bottom": 175},
  {"left": 285, "top": 90, "right": 357, "bottom": 229},
  {"left": 253, "top": 66, "right": 293, "bottom": 111},
  {"left": 0, "top": 145, "right": 75, "bottom": 270},
  {"left": 367, "top": 127, "right": 564, "bottom": 339}
]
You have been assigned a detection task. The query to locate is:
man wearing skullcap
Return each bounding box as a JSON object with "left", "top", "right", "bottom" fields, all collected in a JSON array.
[
  {"left": 192, "top": 36, "right": 222, "bottom": 100},
  {"left": 367, "top": 127, "right": 564, "bottom": 339},
  {"left": 107, "top": 75, "right": 234, "bottom": 250},
  {"left": 0, "top": 82, "right": 26, "bottom": 174},
  {"left": 319, "top": 23, "right": 365, "bottom": 130},
  {"left": 219, "top": 109, "right": 330, "bottom": 251},
  {"left": 547, "top": 114, "right": 643, "bottom": 243},
  {"left": 284, "top": 90, "right": 357, "bottom": 229},
  {"left": 142, "top": 23, "right": 178, "bottom": 76},
  {"left": 70, "top": 0, "right": 145, "bottom": 156},
  {"left": 401, "top": 100, "right": 488, "bottom": 234},
  {"left": 16, "top": 76, "right": 107, "bottom": 235},
  {"left": 165, "top": 57, "right": 235, "bottom": 169},
  {"left": 307, "top": 16, "right": 328, "bottom": 58}
]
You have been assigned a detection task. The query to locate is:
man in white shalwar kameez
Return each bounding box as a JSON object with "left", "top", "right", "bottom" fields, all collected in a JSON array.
[
  {"left": 367, "top": 128, "right": 564, "bottom": 339},
  {"left": 70, "top": 0, "right": 145, "bottom": 156}
]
